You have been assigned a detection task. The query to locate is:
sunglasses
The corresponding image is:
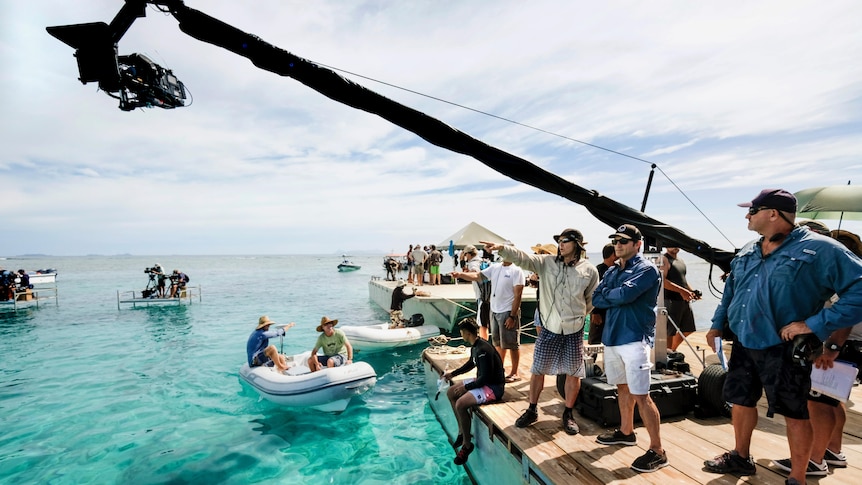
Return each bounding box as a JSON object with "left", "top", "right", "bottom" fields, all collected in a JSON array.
[
  {"left": 748, "top": 206, "right": 770, "bottom": 216},
  {"left": 612, "top": 238, "right": 632, "bottom": 245}
]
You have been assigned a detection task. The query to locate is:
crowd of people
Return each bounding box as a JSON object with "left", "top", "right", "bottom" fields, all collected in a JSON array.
[
  {"left": 241, "top": 187, "right": 862, "bottom": 482},
  {"left": 439, "top": 188, "right": 862, "bottom": 482}
]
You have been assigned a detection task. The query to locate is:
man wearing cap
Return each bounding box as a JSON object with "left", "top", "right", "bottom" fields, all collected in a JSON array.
[
  {"left": 703, "top": 189, "right": 862, "bottom": 485},
  {"left": 592, "top": 224, "right": 666, "bottom": 473},
  {"left": 389, "top": 279, "right": 429, "bottom": 328},
  {"left": 247, "top": 316, "right": 295, "bottom": 373},
  {"left": 308, "top": 316, "right": 354, "bottom": 372},
  {"left": 480, "top": 228, "right": 599, "bottom": 435}
]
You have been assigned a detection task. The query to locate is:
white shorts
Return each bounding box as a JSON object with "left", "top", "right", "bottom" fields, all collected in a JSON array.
[
  {"left": 603, "top": 341, "right": 653, "bottom": 395},
  {"left": 462, "top": 377, "right": 500, "bottom": 404}
]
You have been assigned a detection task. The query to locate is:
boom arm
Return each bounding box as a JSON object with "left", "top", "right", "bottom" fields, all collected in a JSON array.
[{"left": 48, "top": 0, "right": 735, "bottom": 271}]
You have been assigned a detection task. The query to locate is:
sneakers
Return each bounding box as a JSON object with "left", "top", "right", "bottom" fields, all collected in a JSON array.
[
  {"left": 824, "top": 449, "right": 848, "bottom": 468},
  {"left": 704, "top": 450, "right": 757, "bottom": 475},
  {"left": 453, "top": 443, "right": 474, "bottom": 465},
  {"left": 515, "top": 408, "right": 538, "bottom": 428},
  {"left": 452, "top": 434, "right": 463, "bottom": 449},
  {"left": 562, "top": 409, "right": 579, "bottom": 435},
  {"left": 631, "top": 449, "right": 668, "bottom": 473},
  {"left": 596, "top": 429, "right": 637, "bottom": 446},
  {"left": 771, "top": 458, "right": 827, "bottom": 476}
]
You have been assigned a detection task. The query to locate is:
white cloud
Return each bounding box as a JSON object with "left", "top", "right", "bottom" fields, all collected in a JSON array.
[{"left": 1, "top": 0, "right": 860, "bottom": 257}]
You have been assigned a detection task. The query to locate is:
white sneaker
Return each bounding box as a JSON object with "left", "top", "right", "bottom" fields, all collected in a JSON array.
[
  {"left": 771, "top": 458, "right": 828, "bottom": 476},
  {"left": 824, "top": 449, "right": 847, "bottom": 468}
]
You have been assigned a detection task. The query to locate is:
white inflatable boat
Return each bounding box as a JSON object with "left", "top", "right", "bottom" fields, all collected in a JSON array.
[
  {"left": 341, "top": 323, "right": 441, "bottom": 353},
  {"left": 239, "top": 351, "right": 377, "bottom": 413}
]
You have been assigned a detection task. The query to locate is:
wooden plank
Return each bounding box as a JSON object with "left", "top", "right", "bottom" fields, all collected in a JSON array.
[{"left": 423, "top": 333, "right": 862, "bottom": 485}]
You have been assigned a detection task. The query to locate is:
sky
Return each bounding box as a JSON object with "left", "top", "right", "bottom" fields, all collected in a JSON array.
[{"left": 2, "top": 0, "right": 861, "bottom": 258}]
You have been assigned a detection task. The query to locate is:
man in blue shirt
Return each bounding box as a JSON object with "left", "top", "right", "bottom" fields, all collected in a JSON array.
[
  {"left": 592, "top": 224, "right": 667, "bottom": 473},
  {"left": 246, "top": 315, "right": 294, "bottom": 373},
  {"left": 704, "top": 189, "right": 862, "bottom": 485}
]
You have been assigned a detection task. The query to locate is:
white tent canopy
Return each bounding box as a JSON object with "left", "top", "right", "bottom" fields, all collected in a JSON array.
[{"left": 438, "top": 222, "right": 511, "bottom": 250}]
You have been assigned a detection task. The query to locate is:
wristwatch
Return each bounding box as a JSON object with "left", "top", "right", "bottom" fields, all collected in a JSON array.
[{"left": 825, "top": 342, "right": 841, "bottom": 352}]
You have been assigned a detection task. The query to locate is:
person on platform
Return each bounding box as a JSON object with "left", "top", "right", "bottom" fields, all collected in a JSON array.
[
  {"left": 460, "top": 245, "right": 491, "bottom": 340},
  {"left": 442, "top": 317, "right": 506, "bottom": 466},
  {"left": 247, "top": 316, "right": 294, "bottom": 373},
  {"left": 389, "top": 279, "right": 429, "bottom": 328},
  {"left": 308, "top": 317, "right": 354, "bottom": 372},
  {"left": 661, "top": 247, "right": 700, "bottom": 352},
  {"left": 588, "top": 243, "right": 616, "bottom": 346},
  {"left": 452, "top": 259, "right": 526, "bottom": 381},
  {"left": 770, "top": 227, "right": 862, "bottom": 477},
  {"left": 703, "top": 189, "right": 862, "bottom": 485},
  {"left": 593, "top": 224, "right": 667, "bottom": 473},
  {"left": 480, "top": 228, "right": 599, "bottom": 436}
]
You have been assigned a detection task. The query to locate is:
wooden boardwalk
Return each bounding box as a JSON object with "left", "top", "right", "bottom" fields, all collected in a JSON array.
[{"left": 423, "top": 332, "right": 862, "bottom": 484}]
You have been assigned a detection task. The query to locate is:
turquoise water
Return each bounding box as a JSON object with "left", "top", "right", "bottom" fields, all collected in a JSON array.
[{"left": 0, "top": 255, "right": 470, "bottom": 484}]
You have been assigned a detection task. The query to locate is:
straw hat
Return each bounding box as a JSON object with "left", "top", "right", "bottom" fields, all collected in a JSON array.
[
  {"left": 531, "top": 243, "right": 558, "bottom": 255},
  {"left": 316, "top": 316, "right": 339, "bottom": 332},
  {"left": 831, "top": 229, "right": 862, "bottom": 257},
  {"left": 396, "top": 279, "right": 407, "bottom": 287},
  {"left": 256, "top": 315, "right": 277, "bottom": 330}
]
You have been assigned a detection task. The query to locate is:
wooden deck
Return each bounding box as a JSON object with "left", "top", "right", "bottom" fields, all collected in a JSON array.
[{"left": 422, "top": 332, "right": 862, "bottom": 485}]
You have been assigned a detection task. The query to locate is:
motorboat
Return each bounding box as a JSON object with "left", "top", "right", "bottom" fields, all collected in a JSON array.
[
  {"left": 239, "top": 351, "right": 377, "bottom": 413},
  {"left": 27, "top": 270, "right": 58, "bottom": 286},
  {"left": 341, "top": 323, "right": 441, "bottom": 353},
  {"left": 337, "top": 258, "right": 361, "bottom": 272}
]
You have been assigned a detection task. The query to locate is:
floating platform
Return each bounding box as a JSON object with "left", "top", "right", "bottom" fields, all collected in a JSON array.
[
  {"left": 117, "top": 286, "right": 201, "bottom": 309},
  {"left": 422, "top": 331, "right": 862, "bottom": 485}
]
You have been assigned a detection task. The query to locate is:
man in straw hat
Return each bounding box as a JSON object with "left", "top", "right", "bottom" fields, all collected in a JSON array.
[
  {"left": 480, "top": 228, "right": 599, "bottom": 436},
  {"left": 307, "top": 316, "right": 354, "bottom": 372},
  {"left": 247, "top": 316, "right": 295, "bottom": 373},
  {"left": 704, "top": 189, "right": 862, "bottom": 485}
]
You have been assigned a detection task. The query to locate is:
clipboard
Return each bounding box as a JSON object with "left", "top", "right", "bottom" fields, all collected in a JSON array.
[{"left": 811, "top": 360, "right": 859, "bottom": 402}]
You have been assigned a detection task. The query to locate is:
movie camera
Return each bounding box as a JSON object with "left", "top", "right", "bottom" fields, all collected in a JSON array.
[{"left": 47, "top": 4, "right": 188, "bottom": 112}]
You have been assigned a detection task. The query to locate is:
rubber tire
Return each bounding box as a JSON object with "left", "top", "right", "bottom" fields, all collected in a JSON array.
[{"left": 698, "top": 363, "right": 732, "bottom": 418}]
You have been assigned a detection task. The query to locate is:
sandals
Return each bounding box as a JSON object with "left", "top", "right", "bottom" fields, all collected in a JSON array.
[
  {"left": 453, "top": 443, "right": 474, "bottom": 465},
  {"left": 505, "top": 375, "right": 521, "bottom": 383}
]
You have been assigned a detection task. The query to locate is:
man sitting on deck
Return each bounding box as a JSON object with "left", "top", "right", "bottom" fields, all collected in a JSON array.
[{"left": 442, "top": 317, "right": 506, "bottom": 466}]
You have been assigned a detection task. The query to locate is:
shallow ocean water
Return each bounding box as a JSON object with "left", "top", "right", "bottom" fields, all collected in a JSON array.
[{"left": 0, "top": 255, "right": 471, "bottom": 484}]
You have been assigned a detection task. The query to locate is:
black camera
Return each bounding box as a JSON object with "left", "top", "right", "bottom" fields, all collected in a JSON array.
[
  {"left": 791, "top": 333, "right": 823, "bottom": 366},
  {"left": 693, "top": 289, "right": 703, "bottom": 299}
]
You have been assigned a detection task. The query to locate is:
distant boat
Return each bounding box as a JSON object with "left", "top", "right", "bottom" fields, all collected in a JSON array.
[{"left": 338, "top": 256, "right": 361, "bottom": 272}]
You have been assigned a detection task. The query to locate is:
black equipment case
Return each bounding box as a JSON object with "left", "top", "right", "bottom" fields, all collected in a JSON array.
[{"left": 575, "top": 371, "right": 698, "bottom": 427}]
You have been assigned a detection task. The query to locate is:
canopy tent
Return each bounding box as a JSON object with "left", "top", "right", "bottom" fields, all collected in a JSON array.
[{"left": 439, "top": 222, "right": 511, "bottom": 250}]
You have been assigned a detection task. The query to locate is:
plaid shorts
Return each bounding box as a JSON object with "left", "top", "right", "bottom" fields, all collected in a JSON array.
[{"left": 531, "top": 328, "right": 585, "bottom": 377}]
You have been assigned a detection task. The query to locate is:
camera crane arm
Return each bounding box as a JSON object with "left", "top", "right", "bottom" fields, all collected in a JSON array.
[{"left": 47, "top": 0, "right": 735, "bottom": 272}]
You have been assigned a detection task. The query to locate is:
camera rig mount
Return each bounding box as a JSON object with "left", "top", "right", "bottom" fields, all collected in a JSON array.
[{"left": 47, "top": 1, "right": 187, "bottom": 111}]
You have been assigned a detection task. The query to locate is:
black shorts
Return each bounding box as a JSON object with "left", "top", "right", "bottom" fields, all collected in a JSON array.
[
  {"left": 724, "top": 340, "right": 810, "bottom": 419},
  {"left": 665, "top": 299, "right": 696, "bottom": 335},
  {"left": 808, "top": 340, "right": 862, "bottom": 406}
]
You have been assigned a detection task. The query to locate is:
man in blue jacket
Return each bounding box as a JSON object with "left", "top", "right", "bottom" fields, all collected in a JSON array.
[
  {"left": 592, "top": 224, "right": 665, "bottom": 473},
  {"left": 704, "top": 189, "right": 862, "bottom": 485}
]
